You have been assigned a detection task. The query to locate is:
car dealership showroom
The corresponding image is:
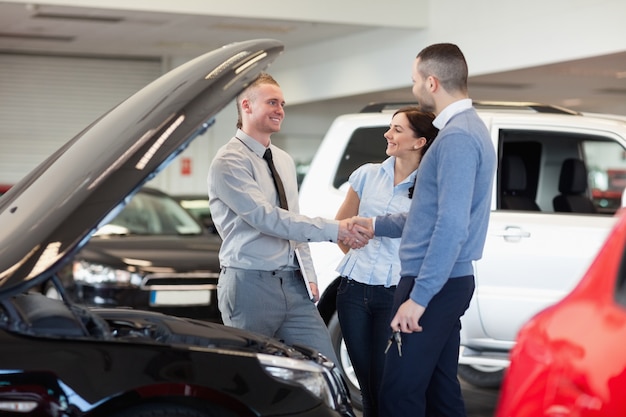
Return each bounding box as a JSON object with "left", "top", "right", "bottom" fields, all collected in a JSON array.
[{"left": 1, "top": 1, "right": 626, "bottom": 416}]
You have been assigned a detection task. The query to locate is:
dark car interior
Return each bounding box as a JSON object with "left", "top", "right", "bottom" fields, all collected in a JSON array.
[
  {"left": 498, "top": 130, "right": 620, "bottom": 214},
  {"left": 553, "top": 158, "right": 597, "bottom": 213},
  {"left": 331, "top": 123, "right": 621, "bottom": 215}
]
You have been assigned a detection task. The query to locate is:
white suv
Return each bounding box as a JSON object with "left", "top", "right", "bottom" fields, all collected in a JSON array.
[{"left": 299, "top": 102, "right": 626, "bottom": 405}]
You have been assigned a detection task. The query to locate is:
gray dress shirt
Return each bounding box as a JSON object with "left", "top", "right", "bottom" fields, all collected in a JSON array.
[{"left": 208, "top": 129, "right": 339, "bottom": 283}]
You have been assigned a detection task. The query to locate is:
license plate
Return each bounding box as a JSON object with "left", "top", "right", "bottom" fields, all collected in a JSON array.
[{"left": 150, "top": 290, "right": 210, "bottom": 306}]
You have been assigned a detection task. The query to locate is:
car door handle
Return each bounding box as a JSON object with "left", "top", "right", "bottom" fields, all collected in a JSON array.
[{"left": 493, "top": 226, "right": 531, "bottom": 241}]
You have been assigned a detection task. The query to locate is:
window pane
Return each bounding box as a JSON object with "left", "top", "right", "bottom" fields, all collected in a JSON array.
[{"left": 583, "top": 141, "right": 626, "bottom": 211}]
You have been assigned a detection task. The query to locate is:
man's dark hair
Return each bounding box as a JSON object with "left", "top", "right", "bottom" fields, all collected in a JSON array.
[{"left": 416, "top": 43, "right": 468, "bottom": 94}]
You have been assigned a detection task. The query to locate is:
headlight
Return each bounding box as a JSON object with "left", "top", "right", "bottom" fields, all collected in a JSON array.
[
  {"left": 257, "top": 353, "right": 338, "bottom": 409},
  {"left": 73, "top": 261, "right": 143, "bottom": 286}
]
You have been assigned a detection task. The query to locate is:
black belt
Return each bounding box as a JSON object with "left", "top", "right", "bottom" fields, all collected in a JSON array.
[
  {"left": 341, "top": 276, "right": 396, "bottom": 289},
  {"left": 223, "top": 267, "right": 301, "bottom": 279}
]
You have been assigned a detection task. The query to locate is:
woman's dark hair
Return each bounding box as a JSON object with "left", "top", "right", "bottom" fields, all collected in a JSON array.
[{"left": 393, "top": 106, "right": 438, "bottom": 199}]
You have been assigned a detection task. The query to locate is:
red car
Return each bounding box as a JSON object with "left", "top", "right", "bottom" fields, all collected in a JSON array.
[
  {"left": 495, "top": 209, "right": 626, "bottom": 417},
  {"left": 0, "top": 184, "right": 10, "bottom": 196}
]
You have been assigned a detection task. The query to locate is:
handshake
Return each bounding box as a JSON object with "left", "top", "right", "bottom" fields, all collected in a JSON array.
[{"left": 338, "top": 217, "right": 374, "bottom": 249}]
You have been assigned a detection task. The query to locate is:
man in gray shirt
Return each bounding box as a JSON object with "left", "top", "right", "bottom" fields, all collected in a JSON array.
[{"left": 208, "top": 73, "right": 366, "bottom": 364}]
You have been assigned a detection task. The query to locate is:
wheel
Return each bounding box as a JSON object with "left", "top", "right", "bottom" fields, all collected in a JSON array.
[
  {"left": 457, "top": 364, "right": 504, "bottom": 389},
  {"left": 328, "top": 312, "right": 363, "bottom": 410}
]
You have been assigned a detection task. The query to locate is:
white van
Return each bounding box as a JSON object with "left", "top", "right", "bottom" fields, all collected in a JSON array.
[{"left": 299, "top": 102, "right": 626, "bottom": 406}]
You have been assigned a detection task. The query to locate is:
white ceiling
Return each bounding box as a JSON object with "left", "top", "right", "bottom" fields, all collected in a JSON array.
[
  {"left": 0, "top": 2, "right": 375, "bottom": 56},
  {"left": 313, "top": 51, "right": 626, "bottom": 117},
  {"left": 1, "top": 2, "right": 626, "bottom": 115}
]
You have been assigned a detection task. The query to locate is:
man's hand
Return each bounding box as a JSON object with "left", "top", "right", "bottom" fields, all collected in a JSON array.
[
  {"left": 338, "top": 218, "right": 372, "bottom": 248},
  {"left": 309, "top": 282, "right": 320, "bottom": 302},
  {"left": 339, "top": 217, "right": 374, "bottom": 248},
  {"left": 390, "top": 298, "right": 425, "bottom": 333},
  {"left": 349, "top": 216, "right": 374, "bottom": 236}
]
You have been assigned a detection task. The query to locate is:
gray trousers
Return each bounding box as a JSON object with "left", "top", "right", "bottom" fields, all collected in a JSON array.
[{"left": 218, "top": 267, "right": 339, "bottom": 365}]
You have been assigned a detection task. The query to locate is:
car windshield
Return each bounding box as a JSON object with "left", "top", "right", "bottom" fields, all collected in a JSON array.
[
  {"left": 95, "top": 191, "right": 203, "bottom": 236},
  {"left": 177, "top": 197, "right": 211, "bottom": 221}
]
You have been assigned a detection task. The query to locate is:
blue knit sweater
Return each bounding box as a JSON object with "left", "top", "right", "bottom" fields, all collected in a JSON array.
[{"left": 375, "top": 106, "right": 496, "bottom": 307}]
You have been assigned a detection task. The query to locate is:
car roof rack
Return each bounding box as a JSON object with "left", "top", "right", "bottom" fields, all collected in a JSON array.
[
  {"left": 472, "top": 101, "right": 581, "bottom": 115},
  {"left": 360, "top": 101, "right": 581, "bottom": 115},
  {"left": 360, "top": 102, "right": 417, "bottom": 113}
]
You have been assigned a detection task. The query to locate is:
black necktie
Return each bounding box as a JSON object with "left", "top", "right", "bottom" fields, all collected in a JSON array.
[{"left": 263, "top": 148, "right": 289, "bottom": 210}]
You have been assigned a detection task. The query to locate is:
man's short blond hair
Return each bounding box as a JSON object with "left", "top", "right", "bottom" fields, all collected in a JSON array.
[{"left": 236, "top": 73, "right": 280, "bottom": 129}]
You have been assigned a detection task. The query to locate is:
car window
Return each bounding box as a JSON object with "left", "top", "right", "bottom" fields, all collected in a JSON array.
[
  {"left": 333, "top": 126, "right": 388, "bottom": 188},
  {"left": 95, "top": 191, "right": 203, "bottom": 236},
  {"left": 333, "top": 124, "right": 626, "bottom": 216},
  {"left": 178, "top": 198, "right": 211, "bottom": 222},
  {"left": 498, "top": 129, "right": 626, "bottom": 214},
  {"left": 584, "top": 140, "right": 626, "bottom": 212}
]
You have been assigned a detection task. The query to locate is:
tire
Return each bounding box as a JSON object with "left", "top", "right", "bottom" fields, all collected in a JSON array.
[
  {"left": 457, "top": 364, "right": 504, "bottom": 389},
  {"left": 328, "top": 312, "right": 363, "bottom": 411}
]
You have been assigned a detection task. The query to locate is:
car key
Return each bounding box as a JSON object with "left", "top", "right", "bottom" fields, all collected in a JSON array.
[
  {"left": 384, "top": 331, "right": 402, "bottom": 356},
  {"left": 394, "top": 331, "right": 402, "bottom": 357},
  {"left": 384, "top": 333, "right": 394, "bottom": 355}
]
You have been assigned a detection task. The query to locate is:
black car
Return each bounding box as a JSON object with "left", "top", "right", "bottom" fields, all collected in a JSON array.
[
  {"left": 0, "top": 39, "right": 354, "bottom": 417},
  {"left": 49, "top": 187, "right": 223, "bottom": 322}
]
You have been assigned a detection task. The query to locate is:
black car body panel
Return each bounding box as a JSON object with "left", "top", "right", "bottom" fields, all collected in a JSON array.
[
  {"left": 70, "top": 233, "right": 222, "bottom": 320},
  {"left": 64, "top": 187, "right": 223, "bottom": 321},
  {"left": 1, "top": 293, "right": 349, "bottom": 416},
  {"left": 0, "top": 39, "right": 355, "bottom": 416}
]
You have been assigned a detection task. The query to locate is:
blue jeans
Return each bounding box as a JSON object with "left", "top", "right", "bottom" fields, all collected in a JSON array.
[
  {"left": 336, "top": 277, "right": 396, "bottom": 417},
  {"left": 379, "top": 275, "right": 475, "bottom": 417}
]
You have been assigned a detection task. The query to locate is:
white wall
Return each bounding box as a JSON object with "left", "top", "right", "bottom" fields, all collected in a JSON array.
[
  {"left": 153, "top": 0, "right": 626, "bottom": 196},
  {"left": 8, "top": 0, "right": 427, "bottom": 28},
  {"left": 271, "top": 0, "right": 626, "bottom": 105},
  {"left": 6, "top": 0, "right": 626, "bottom": 195}
]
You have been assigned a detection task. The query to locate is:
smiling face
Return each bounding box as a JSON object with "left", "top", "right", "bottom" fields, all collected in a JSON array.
[
  {"left": 241, "top": 83, "right": 285, "bottom": 142},
  {"left": 384, "top": 112, "right": 425, "bottom": 158}
]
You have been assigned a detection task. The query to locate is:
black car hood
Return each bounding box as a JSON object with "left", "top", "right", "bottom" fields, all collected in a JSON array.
[
  {"left": 79, "top": 234, "right": 222, "bottom": 273},
  {"left": 0, "top": 39, "right": 283, "bottom": 295},
  {"left": 90, "top": 306, "right": 313, "bottom": 358}
]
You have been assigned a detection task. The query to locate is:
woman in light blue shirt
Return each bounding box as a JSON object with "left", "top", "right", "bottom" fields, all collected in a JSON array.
[{"left": 335, "top": 107, "right": 438, "bottom": 417}]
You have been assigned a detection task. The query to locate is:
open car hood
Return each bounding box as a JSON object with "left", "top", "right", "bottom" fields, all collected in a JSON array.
[{"left": 0, "top": 39, "right": 284, "bottom": 295}]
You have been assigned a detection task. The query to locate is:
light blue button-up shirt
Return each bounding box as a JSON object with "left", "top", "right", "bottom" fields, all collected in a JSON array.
[{"left": 336, "top": 157, "right": 416, "bottom": 287}]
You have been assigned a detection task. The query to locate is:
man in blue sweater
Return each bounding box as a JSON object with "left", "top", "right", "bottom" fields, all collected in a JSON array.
[{"left": 350, "top": 43, "right": 496, "bottom": 416}]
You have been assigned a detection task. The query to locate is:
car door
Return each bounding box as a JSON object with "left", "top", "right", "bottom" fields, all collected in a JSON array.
[{"left": 475, "top": 124, "right": 624, "bottom": 343}]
